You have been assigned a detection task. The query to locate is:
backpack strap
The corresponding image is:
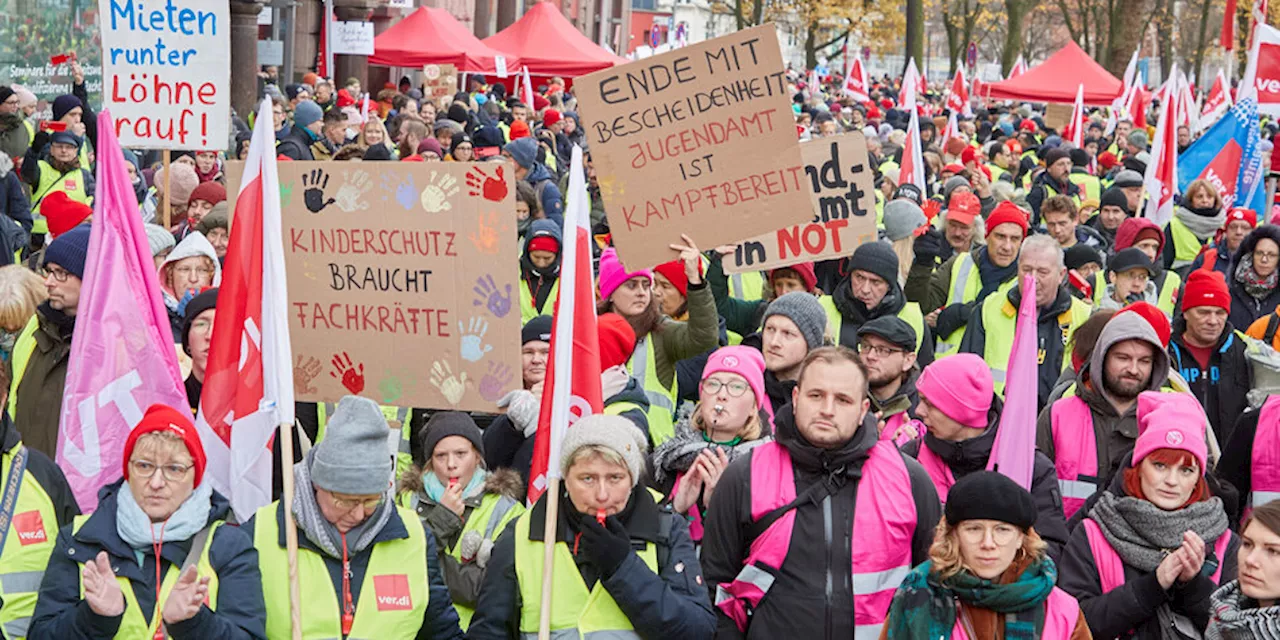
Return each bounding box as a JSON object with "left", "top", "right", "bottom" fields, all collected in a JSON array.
[
  {"left": 182, "top": 525, "right": 214, "bottom": 572},
  {"left": 746, "top": 479, "right": 837, "bottom": 542}
]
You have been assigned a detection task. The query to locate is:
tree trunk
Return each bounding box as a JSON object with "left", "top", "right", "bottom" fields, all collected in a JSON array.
[
  {"left": 1105, "top": 0, "right": 1147, "bottom": 77},
  {"left": 752, "top": 0, "right": 764, "bottom": 30},
  {"left": 1158, "top": 0, "right": 1175, "bottom": 79},
  {"left": 906, "top": 0, "right": 925, "bottom": 74},
  {"left": 735, "top": 0, "right": 746, "bottom": 31},
  {"left": 945, "top": 8, "right": 960, "bottom": 75},
  {"left": 1001, "top": 0, "right": 1033, "bottom": 75},
  {"left": 805, "top": 24, "right": 818, "bottom": 70},
  {"left": 1192, "top": 0, "right": 1212, "bottom": 87}
]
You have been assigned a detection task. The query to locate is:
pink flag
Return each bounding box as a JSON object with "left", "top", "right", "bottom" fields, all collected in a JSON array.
[
  {"left": 57, "top": 110, "right": 187, "bottom": 511},
  {"left": 985, "top": 273, "right": 1037, "bottom": 489}
]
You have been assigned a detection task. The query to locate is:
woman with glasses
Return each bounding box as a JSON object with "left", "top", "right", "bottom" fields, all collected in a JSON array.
[
  {"left": 29, "top": 404, "right": 266, "bottom": 639},
  {"left": 652, "top": 346, "right": 773, "bottom": 548},
  {"left": 1228, "top": 225, "right": 1280, "bottom": 332},
  {"left": 881, "top": 471, "right": 1091, "bottom": 640},
  {"left": 157, "top": 231, "right": 221, "bottom": 343},
  {"left": 242, "top": 395, "right": 464, "bottom": 639}
]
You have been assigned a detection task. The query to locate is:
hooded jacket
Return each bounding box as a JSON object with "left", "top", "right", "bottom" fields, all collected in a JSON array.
[
  {"left": 29, "top": 482, "right": 266, "bottom": 640},
  {"left": 0, "top": 151, "right": 32, "bottom": 261},
  {"left": 699, "top": 405, "right": 941, "bottom": 639},
  {"left": 520, "top": 219, "right": 561, "bottom": 319},
  {"left": 12, "top": 302, "right": 74, "bottom": 459},
  {"left": 901, "top": 396, "right": 1069, "bottom": 561},
  {"left": 275, "top": 124, "right": 317, "bottom": 161},
  {"left": 1035, "top": 312, "right": 1171, "bottom": 483},
  {"left": 1227, "top": 224, "right": 1280, "bottom": 332},
  {"left": 831, "top": 276, "right": 935, "bottom": 365},
  {"left": 522, "top": 163, "right": 563, "bottom": 226},
  {"left": 1168, "top": 317, "right": 1251, "bottom": 445},
  {"left": 1056, "top": 455, "right": 1239, "bottom": 640},
  {"left": 159, "top": 231, "right": 223, "bottom": 342}
]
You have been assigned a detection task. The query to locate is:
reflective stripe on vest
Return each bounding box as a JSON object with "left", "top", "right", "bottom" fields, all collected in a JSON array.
[
  {"left": 818, "top": 296, "right": 927, "bottom": 357},
  {"left": 950, "top": 588, "right": 1080, "bottom": 640},
  {"left": 1169, "top": 217, "right": 1205, "bottom": 268},
  {"left": 627, "top": 337, "right": 675, "bottom": 446},
  {"left": 445, "top": 492, "right": 524, "bottom": 629},
  {"left": 1250, "top": 397, "right": 1280, "bottom": 516},
  {"left": 728, "top": 271, "right": 765, "bottom": 301},
  {"left": 714, "top": 440, "right": 915, "bottom": 634},
  {"left": 0, "top": 443, "right": 60, "bottom": 640},
  {"left": 1050, "top": 396, "right": 1098, "bottom": 520},
  {"left": 1068, "top": 172, "right": 1100, "bottom": 204},
  {"left": 937, "top": 254, "right": 980, "bottom": 355},
  {"left": 72, "top": 516, "right": 221, "bottom": 639},
  {"left": 254, "top": 501, "right": 429, "bottom": 639},
  {"left": 1084, "top": 517, "right": 1230, "bottom": 592},
  {"left": 513, "top": 509, "right": 653, "bottom": 638},
  {"left": 7, "top": 316, "right": 38, "bottom": 421},
  {"left": 980, "top": 295, "right": 1091, "bottom": 396}
]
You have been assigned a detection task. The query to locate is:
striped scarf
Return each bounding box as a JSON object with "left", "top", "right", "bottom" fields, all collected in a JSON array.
[
  {"left": 883, "top": 557, "right": 1056, "bottom": 640},
  {"left": 1206, "top": 581, "right": 1280, "bottom": 640}
]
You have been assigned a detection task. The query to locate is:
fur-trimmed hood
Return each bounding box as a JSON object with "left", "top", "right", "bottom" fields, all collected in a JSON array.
[{"left": 397, "top": 464, "right": 524, "bottom": 503}]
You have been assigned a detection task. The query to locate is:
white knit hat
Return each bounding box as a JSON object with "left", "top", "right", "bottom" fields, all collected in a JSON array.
[{"left": 559, "top": 415, "right": 648, "bottom": 487}]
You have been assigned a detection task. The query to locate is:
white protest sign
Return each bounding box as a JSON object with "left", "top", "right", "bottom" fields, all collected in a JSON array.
[
  {"left": 495, "top": 55, "right": 509, "bottom": 78},
  {"left": 332, "top": 21, "right": 375, "bottom": 56},
  {"left": 98, "top": 0, "right": 230, "bottom": 150}
]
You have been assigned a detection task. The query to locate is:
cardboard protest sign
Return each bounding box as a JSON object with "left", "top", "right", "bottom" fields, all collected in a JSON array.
[
  {"left": 724, "top": 133, "right": 877, "bottom": 274},
  {"left": 1043, "top": 103, "right": 1074, "bottom": 132},
  {"left": 575, "top": 23, "right": 809, "bottom": 269},
  {"left": 97, "top": 0, "right": 229, "bottom": 149},
  {"left": 424, "top": 64, "right": 458, "bottom": 101},
  {"left": 228, "top": 161, "right": 522, "bottom": 411}
]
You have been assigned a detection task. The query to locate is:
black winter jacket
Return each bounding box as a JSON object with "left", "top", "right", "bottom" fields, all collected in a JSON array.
[
  {"left": 699, "top": 405, "right": 941, "bottom": 639},
  {"left": 0, "top": 410, "right": 78, "bottom": 523},
  {"left": 1167, "top": 319, "right": 1252, "bottom": 445},
  {"left": 830, "top": 277, "right": 935, "bottom": 366}
]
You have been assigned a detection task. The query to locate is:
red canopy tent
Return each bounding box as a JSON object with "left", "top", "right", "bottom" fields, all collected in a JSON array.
[
  {"left": 977, "top": 41, "right": 1123, "bottom": 106},
  {"left": 370, "top": 7, "right": 519, "bottom": 74},
  {"left": 482, "top": 2, "right": 626, "bottom": 77}
]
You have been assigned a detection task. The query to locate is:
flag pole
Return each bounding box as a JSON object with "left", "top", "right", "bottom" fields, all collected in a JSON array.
[
  {"left": 537, "top": 476, "right": 560, "bottom": 640},
  {"left": 278, "top": 420, "right": 303, "bottom": 640},
  {"left": 161, "top": 149, "right": 171, "bottom": 229}
]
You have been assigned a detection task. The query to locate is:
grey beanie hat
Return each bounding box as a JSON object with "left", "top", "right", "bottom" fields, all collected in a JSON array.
[
  {"left": 1112, "top": 169, "right": 1144, "bottom": 188},
  {"left": 1127, "top": 128, "right": 1149, "bottom": 151},
  {"left": 559, "top": 414, "right": 648, "bottom": 487},
  {"left": 310, "top": 395, "right": 393, "bottom": 495},
  {"left": 882, "top": 199, "right": 927, "bottom": 242},
  {"left": 762, "top": 291, "right": 827, "bottom": 350},
  {"left": 144, "top": 223, "right": 175, "bottom": 257},
  {"left": 942, "top": 176, "right": 971, "bottom": 201}
]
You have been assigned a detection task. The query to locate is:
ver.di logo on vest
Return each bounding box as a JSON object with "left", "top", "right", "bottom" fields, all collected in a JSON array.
[
  {"left": 373, "top": 574, "right": 412, "bottom": 611},
  {"left": 13, "top": 510, "right": 46, "bottom": 545}
]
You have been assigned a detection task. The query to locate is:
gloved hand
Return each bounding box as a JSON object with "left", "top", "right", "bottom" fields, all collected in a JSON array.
[
  {"left": 577, "top": 513, "right": 632, "bottom": 576},
  {"left": 31, "top": 130, "right": 50, "bottom": 153},
  {"left": 913, "top": 228, "right": 948, "bottom": 266},
  {"left": 476, "top": 538, "right": 495, "bottom": 569},
  {"left": 175, "top": 289, "right": 198, "bottom": 316},
  {"left": 458, "top": 530, "right": 483, "bottom": 563},
  {"left": 935, "top": 301, "right": 975, "bottom": 339},
  {"left": 497, "top": 390, "right": 539, "bottom": 437}
]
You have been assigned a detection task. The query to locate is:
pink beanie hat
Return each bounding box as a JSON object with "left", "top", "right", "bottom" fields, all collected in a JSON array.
[
  {"left": 1134, "top": 391, "right": 1208, "bottom": 471},
  {"left": 701, "top": 346, "right": 772, "bottom": 424},
  {"left": 916, "top": 354, "right": 993, "bottom": 428},
  {"left": 598, "top": 247, "right": 653, "bottom": 301}
]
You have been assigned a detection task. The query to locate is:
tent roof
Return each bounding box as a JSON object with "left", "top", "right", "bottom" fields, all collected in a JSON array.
[
  {"left": 483, "top": 2, "right": 626, "bottom": 77},
  {"left": 370, "top": 7, "right": 518, "bottom": 73},
  {"left": 978, "top": 41, "right": 1123, "bottom": 106}
]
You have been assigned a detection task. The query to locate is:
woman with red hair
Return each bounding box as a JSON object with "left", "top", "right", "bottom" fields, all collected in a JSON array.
[{"left": 1058, "top": 391, "right": 1237, "bottom": 639}]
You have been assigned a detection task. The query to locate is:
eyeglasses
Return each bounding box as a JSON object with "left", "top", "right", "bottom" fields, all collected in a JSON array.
[
  {"left": 701, "top": 378, "right": 751, "bottom": 397},
  {"left": 857, "top": 342, "right": 906, "bottom": 358},
  {"left": 42, "top": 264, "right": 71, "bottom": 282},
  {"left": 173, "top": 266, "right": 214, "bottom": 278},
  {"left": 957, "top": 522, "right": 1020, "bottom": 546},
  {"left": 1256, "top": 250, "right": 1280, "bottom": 262},
  {"left": 191, "top": 318, "right": 214, "bottom": 335},
  {"left": 131, "top": 459, "right": 193, "bottom": 482},
  {"left": 329, "top": 494, "right": 384, "bottom": 513}
]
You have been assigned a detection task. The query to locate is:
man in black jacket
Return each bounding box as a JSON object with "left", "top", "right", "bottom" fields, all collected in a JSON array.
[
  {"left": 700, "top": 346, "right": 940, "bottom": 639},
  {"left": 1168, "top": 269, "right": 1251, "bottom": 445}
]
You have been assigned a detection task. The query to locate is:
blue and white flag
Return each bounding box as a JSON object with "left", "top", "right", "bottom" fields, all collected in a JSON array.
[{"left": 1178, "top": 96, "right": 1267, "bottom": 214}]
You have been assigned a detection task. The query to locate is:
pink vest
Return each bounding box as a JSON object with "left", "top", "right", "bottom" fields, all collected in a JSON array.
[
  {"left": 1050, "top": 396, "right": 1099, "bottom": 519},
  {"left": 916, "top": 443, "right": 957, "bottom": 504},
  {"left": 1248, "top": 396, "right": 1280, "bottom": 521},
  {"left": 670, "top": 472, "right": 704, "bottom": 542},
  {"left": 1082, "top": 518, "right": 1230, "bottom": 592},
  {"left": 950, "top": 587, "right": 1081, "bottom": 640},
  {"left": 713, "top": 440, "right": 917, "bottom": 636}
]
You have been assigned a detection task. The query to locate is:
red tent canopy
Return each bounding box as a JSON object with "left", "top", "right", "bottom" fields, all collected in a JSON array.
[
  {"left": 483, "top": 2, "right": 626, "bottom": 77},
  {"left": 978, "top": 41, "right": 1123, "bottom": 106},
  {"left": 370, "top": 7, "right": 518, "bottom": 74}
]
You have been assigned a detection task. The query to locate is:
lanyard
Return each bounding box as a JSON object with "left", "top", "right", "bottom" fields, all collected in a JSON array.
[
  {"left": 341, "top": 532, "right": 353, "bottom": 637},
  {"left": 151, "top": 520, "right": 168, "bottom": 640},
  {"left": 0, "top": 446, "right": 29, "bottom": 558}
]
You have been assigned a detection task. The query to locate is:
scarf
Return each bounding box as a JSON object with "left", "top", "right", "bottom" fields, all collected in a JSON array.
[
  {"left": 1088, "top": 491, "right": 1229, "bottom": 572},
  {"left": 1206, "top": 581, "right": 1280, "bottom": 640},
  {"left": 291, "top": 450, "right": 395, "bottom": 559},
  {"left": 1176, "top": 205, "right": 1228, "bottom": 241},
  {"left": 1235, "top": 255, "right": 1280, "bottom": 300},
  {"left": 116, "top": 480, "right": 213, "bottom": 552},
  {"left": 977, "top": 247, "right": 1019, "bottom": 300},
  {"left": 650, "top": 405, "right": 769, "bottom": 485},
  {"left": 422, "top": 468, "right": 487, "bottom": 503},
  {"left": 884, "top": 557, "right": 1058, "bottom": 640}
]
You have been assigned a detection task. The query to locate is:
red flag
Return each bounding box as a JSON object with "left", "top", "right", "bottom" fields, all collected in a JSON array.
[
  {"left": 1201, "top": 70, "right": 1232, "bottom": 127},
  {"left": 527, "top": 146, "right": 603, "bottom": 503},
  {"left": 900, "top": 107, "right": 927, "bottom": 192},
  {"left": 946, "top": 67, "right": 970, "bottom": 116},
  {"left": 1007, "top": 55, "right": 1027, "bottom": 80},
  {"left": 1225, "top": 0, "right": 1239, "bottom": 50},
  {"left": 843, "top": 56, "right": 869, "bottom": 102},
  {"left": 1064, "top": 84, "right": 1085, "bottom": 147},
  {"left": 1143, "top": 71, "right": 1180, "bottom": 228},
  {"left": 1126, "top": 84, "right": 1149, "bottom": 129}
]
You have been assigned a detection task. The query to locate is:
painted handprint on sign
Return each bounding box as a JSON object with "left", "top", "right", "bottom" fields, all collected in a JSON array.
[
  {"left": 479, "top": 362, "right": 514, "bottom": 402},
  {"left": 381, "top": 174, "right": 418, "bottom": 211},
  {"left": 459, "top": 316, "right": 493, "bottom": 362},
  {"left": 334, "top": 170, "right": 372, "bottom": 212},
  {"left": 466, "top": 166, "right": 508, "bottom": 202},
  {"left": 279, "top": 181, "right": 295, "bottom": 208},
  {"left": 469, "top": 211, "right": 507, "bottom": 255},
  {"left": 378, "top": 372, "right": 403, "bottom": 404},
  {"left": 294, "top": 355, "right": 322, "bottom": 395},
  {"left": 302, "top": 169, "right": 336, "bottom": 213},
  {"left": 472, "top": 274, "right": 513, "bottom": 318},
  {"left": 430, "top": 360, "right": 468, "bottom": 406},
  {"left": 330, "top": 352, "right": 365, "bottom": 394},
  {"left": 420, "top": 171, "right": 460, "bottom": 213}
]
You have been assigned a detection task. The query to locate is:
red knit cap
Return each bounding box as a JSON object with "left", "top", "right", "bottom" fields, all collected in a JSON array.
[
  {"left": 1226, "top": 207, "right": 1258, "bottom": 229},
  {"left": 769, "top": 262, "right": 818, "bottom": 292},
  {"left": 596, "top": 312, "right": 636, "bottom": 371},
  {"left": 1118, "top": 301, "right": 1172, "bottom": 347},
  {"left": 122, "top": 404, "right": 207, "bottom": 488},
  {"left": 526, "top": 236, "right": 560, "bottom": 255},
  {"left": 543, "top": 110, "right": 561, "bottom": 128},
  {"left": 509, "top": 120, "right": 531, "bottom": 141},
  {"left": 653, "top": 260, "right": 690, "bottom": 298},
  {"left": 41, "top": 191, "right": 92, "bottom": 238},
  {"left": 188, "top": 181, "right": 226, "bottom": 206},
  {"left": 985, "top": 201, "right": 1029, "bottom": 238},
  {"left": 961, "top": 146, "right": 979, "bottom": 165},
  {"left": 336, "top": 88, "right": 356, "bottom": 108},
  {"left": 1181, "top": 269, "right": 1231, "bottom": 312}
]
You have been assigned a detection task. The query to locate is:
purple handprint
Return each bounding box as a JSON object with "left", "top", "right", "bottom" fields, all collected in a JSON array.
[
  {"left": 395, "top": 176, "right": 417, "bottom": 211},
  {"left": 472, "top": 274, "right": 513, "bottom": 318},
  {"left": 479, "top": 362, "right": 515, "bottom": 402}
]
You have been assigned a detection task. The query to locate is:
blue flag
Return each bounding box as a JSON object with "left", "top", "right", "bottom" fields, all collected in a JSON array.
[{"left": 1178, "top": 97, "right": 1266, "bottom": 214}]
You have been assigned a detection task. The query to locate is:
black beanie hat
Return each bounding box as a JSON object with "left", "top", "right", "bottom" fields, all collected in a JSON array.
[
  {"left": 1043, "top": 147, "right": 1071, "bottom": 168},
  {"left": 1068, "top": 148, "right": 1090, "bottom": 167},
  {"left": 848, "top": 241, "right": 900, "bottom": 287},
  {"left": 181, "top": 288, "right": 219, "bottom": 356},
  {"left": 1100, "top": 187, "right": 1131, "bottom": 215},
  {"left": 945, "top": 471, "right": 1037, "bottom": 531},
  {"left": 420, "top": 411, "right": 485, "bottom": 460},
  {"left": 1064, "top": 244, "right": 1103, "bottom": 272},
  {"left": 522, "top": 315, "right": 553, "bottom": 345}
]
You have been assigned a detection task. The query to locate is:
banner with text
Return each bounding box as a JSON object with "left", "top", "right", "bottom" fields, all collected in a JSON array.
[
  {"left": 98, "top": 0, "right": 229, "bottom": 149},
  {"left": 1241, "top": 23, "right": 1280, "bottom": 116},
  {"left": 0, "top": 4, "right": 103, "bottom": 120},
  {"left": 229, "top": 161, "right": 522, "bottom": 411},
  {"left": 576, "top": 23, "right": 809, "bottom": 269},
  {"left": 725, "top": 133, "right": 877, "bottom": 274}
]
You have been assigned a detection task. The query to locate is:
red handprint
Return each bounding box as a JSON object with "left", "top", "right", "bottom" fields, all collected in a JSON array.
[
  {"left": 330, "top": 352, "right": 365, "bottom": 394},
  {"left": 466, "top": 166, "right": 508, "bottom": 202}
]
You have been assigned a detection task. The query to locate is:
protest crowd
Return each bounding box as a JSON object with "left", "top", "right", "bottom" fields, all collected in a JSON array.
[{"left": 9, "top": 5, "right": 1280, "bottom": 640}]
